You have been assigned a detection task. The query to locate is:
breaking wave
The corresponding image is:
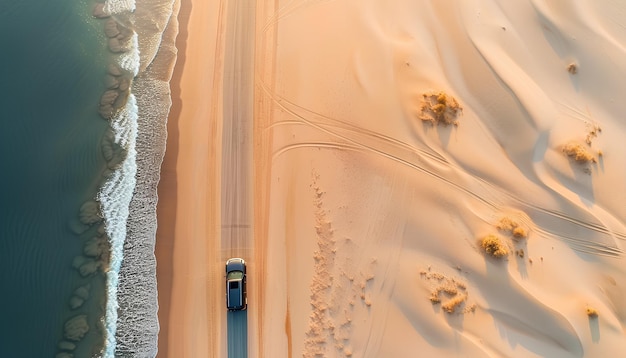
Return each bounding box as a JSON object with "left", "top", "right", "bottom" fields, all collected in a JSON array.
[{"left": 91, "top": 0, "right": 178, "bottom": 356}]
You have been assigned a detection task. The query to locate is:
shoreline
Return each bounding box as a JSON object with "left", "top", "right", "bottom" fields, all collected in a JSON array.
[
  {"left": 155, "top": 0, "right": 223, "bottom": 356},
  {"left": 154, "top": 0, "right": 187, "bottom": 354},
  {"left": 57, "top": 1, "right": 142, "bottom": 356}
]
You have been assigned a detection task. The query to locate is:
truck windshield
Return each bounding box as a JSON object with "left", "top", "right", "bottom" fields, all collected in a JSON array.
[{"left": 227, "top": 271, "right": 243, "bottom": 280}]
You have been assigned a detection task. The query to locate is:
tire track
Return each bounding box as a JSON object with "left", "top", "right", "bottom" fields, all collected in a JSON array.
[
  {"left": 263, "top": 94, "right": 501, "bottom": 210},
  {"left": 260, "top": 86, "right": 625, "bottom": 256},
  {"left": 210, "top": 1, "right": 228, "bottom": 356},
  {"left": 534, "top": 227, "right": 623, "bottom": 257},
  {"left": 261, "top": 0, "right": 338, "bottom": 35}
]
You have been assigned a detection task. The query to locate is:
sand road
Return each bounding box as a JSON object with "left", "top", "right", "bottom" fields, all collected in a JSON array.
[
  {"left": 156, "top": 0, "right": 259, "bottom": 356},
  {"left": 222, "top": 0, "right": 256, "bottom": 357}
]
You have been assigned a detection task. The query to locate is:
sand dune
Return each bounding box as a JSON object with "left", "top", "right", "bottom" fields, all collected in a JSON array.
[
  {"left": 256, "top": 0, "right": 626, "bottom": 357},
  {"left": 159, "top": 0, "right": 626, "bottom": 356}
]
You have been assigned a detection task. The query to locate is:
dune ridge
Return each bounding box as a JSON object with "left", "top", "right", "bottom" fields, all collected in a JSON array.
[{"left": 256, "top": 1, "right": 626, "bottom": 357}]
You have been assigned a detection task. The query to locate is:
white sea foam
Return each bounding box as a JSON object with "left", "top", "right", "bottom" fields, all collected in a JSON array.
[
  {"left": 98, "top": 94, "right": 138, "bottom": 358},
  {"left": 118, "top": 32, "right": 140, "bottom": 77},
  {"left": 114, "top": 76, "right": 169, "bottom": 355},
  {"left": 96, "top": 0, "right": 178, "bottom": 357},
  {"left": 104, "top": 0, "right": 136, "bottom": 15}
]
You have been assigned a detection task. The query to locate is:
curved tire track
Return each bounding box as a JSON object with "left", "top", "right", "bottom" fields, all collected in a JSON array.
[{"left": 261, "top": 84, "right": 625, "bottom": 256}]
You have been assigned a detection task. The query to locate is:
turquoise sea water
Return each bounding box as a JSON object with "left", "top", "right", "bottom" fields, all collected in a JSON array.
[
  {"left": 0, "top": 0, "right": 110, "bottom": 356},
  {"left": 1, "top": 0, "right": 175, "bottom": 356}
]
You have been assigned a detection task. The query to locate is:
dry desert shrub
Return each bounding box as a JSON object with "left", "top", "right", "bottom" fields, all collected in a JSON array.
[
  {"left": 422, "top": 270, "right": 470, "bottom": 314},
  {"left": 497, "top": 217, "right": 517, "bottom": 232},
  {"left": 512, "top": 227, "right": 527, "bottom": 238},
  {"left": 440, "top": 284, "right": 458, "bottom": 296},
  {"left": 585, "top": 123, "right": 602, "bottom": 145},
  {"left": 562, "top": 143, "right": 596, "bottom": 164},
  {"left": 429, "top": 292, "right": 441, "bottom": 304},
  {"left": 481, "top": 235, "right": 508, "bottom": 258},
  {"left": 428, "top": 272, "right": 445, "bottom": 281},
  {"left": 464, "top": 303, "right": 477, "bottom": 313},
  {"left": 567, "top": 63, "right": 578, "bottom": 74},
  {"left": 586, "top": 307, "right": 599, "bottom": 318},
  {"left": 442, "top": 293, "right": 468, "bottom": 313},
  {"left": 419, "top": 91, "right": 462, "bottom": 126},
  {"left": 497, "top": 217, "right": 528, "bottom": 239}
]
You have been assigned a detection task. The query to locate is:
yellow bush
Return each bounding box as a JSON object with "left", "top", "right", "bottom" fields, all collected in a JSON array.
[
  {"left": 481, "top": 235, "right": 508, "bottom": 258},
  {"left": 567, "top": 63, "right": 578, "bottom": 74},
  {"left": 586, "top": 307, "right": 599, "bottom": 318},
  {"left": 497, "top": 217, "right": 528, "bottom": 239},
  {"left": 429, "top": 292, "right": 441, "bottom": 304},
  {"left": 562, "top": 143, "right": 595, "bottom": 163},
  {"left": 496, "top": 217, "right": 517, "bottom": 232},
  {"left": 419, "top": 91, "right": 462, "bottom": 126},
  {"left": 512, "top": 227, "right": 527, "bottom": 238},
  {"left": 425, "top": 272, "right": 471, "bottom": 314},
  {"left": 442, "top": 294, "right": 468, "bottom": 313}
]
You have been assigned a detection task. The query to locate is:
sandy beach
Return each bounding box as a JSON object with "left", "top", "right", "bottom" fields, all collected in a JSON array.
[
  {"left": 157, "top": 0, "right": 626, "bottom": 357},
  {"left": 155, "top": 0, "right": 224, "bottom": 356}
]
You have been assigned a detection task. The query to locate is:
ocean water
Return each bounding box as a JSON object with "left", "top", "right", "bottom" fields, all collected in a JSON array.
[{"left": 0, "top": 0, "right": 177, "bottom": 356}]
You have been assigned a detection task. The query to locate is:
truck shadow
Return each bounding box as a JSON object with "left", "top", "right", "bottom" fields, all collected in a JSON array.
[{"left": 227, "top": 310, "right": 248, "bottom": 358}]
